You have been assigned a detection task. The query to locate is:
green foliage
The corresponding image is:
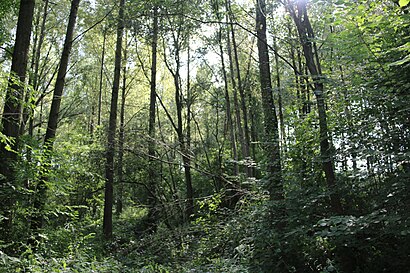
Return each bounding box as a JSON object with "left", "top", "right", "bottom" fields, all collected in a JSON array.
[
  {"left": 0, "top": 248, "right": 125, "bottom": 273},
  {"left": 1, "top": 0, "right": 409, "bottom": 272},
  {"left": 399, "top": 0, "right": 410, "bottom": 7},
  {"left": 0, "top": 0, "right": 17, "bottom": 45}
]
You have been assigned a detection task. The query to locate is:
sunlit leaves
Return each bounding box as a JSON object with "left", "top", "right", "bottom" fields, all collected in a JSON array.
[{"left": 399, "top": 0, "right": 410, "bottom": 7}]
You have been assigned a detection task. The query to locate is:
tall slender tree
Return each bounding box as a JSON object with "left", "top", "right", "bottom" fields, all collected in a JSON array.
[
  {"left": 227, "top": 0, "right": 252, "bottom": 177},
  {"left": 43, "top": 0, "right": 80, "bottom": 146},
  {"left": 226, "top": 10, "right": 245, "bottom": 175},
  {"left": 146, "top": 5, "right": 159, "bottom": 229},
  {"left": 212, "top": 0, "right": 238, "bottom": 176},
  {"left": 31, "top": 0, "right": 81, "bottom": 232},
  {"left": 116, "top": 31, "right": 128, "bottom": 216},
  {"left": 103, "top": 0, "right": 125, "bottom": 239},
  {"left": 256, "top": 0, "right": 283, "bottom": 201},
  {"left": 162, "top": 1, "right": 195, "bottom": 220},
  {"left": 97, "top": 28, "right": 107, "bottom": 127}
]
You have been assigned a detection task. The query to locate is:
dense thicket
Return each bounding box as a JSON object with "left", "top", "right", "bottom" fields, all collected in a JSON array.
[{"left": 1, "top": 0, "right": 409, "bottom": 272}]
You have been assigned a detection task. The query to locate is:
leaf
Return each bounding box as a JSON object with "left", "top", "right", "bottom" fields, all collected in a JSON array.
[{"left": 399, "top": 0, "right": 410, "bottom": 7}]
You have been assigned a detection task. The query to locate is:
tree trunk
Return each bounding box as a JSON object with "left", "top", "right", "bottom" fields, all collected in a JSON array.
[
  {"left": 225, "top": 10, "right": 244, "bottom": 176},
  {"left": 103, "top": 0, "right": 125, "bottom": 239},
  {"left": 214, "top": 1, "right": 238, "bottom": 176},
  {"left": 185, "top": 41, "right": 193, "bottom": 220},
  {"left": 288, "top": 0, "right": 343, "bottom": 214},
  {"left": 20, "top": 0, "right": 49, "bottom": 136},
  {"left": 227, "top": 0, "right": 251, "bottom": 177},
  {"left": 20, "top": 1, "right": 40, "bottom": 135},
  {"left": 98, "top": 29, "right": 107, "bottom": 127},
  {"left": 30, "top": 0, "right": 80, "bottom": 233},
  {"left": 256, "top": 0, "right": 283, "bottom": 201},
  {"left": 116, "top": 32, "right": 127, "bottom": 216},
  {"left": 232, "top": 15, "right": 251, "bottom": 178},
  {"left": 163, "top": 10, "right": 194, "bottom": 221},
  {"left": 273, "top": 37, "right": 286, "bottom": 145},
  {"left": 29, "top": 0, "right": 49, "bottom": 138},
  {"left": 43, "top": 0, "right": 80, "bottom": 145},
  {"left": 220, "top": 35, "right": 238, "bottom": 176},
  {"left": 243, "top": 39, "right": 259, "bottom": 176},
  {"left": 0, "top": 0, "right": 35, "bottom": 241},
  {"left": 172, "top": 47, "right": 193, "bottom": 220},
  {"left": 147, "top": 5, "right": 159, "bottom": 229}
]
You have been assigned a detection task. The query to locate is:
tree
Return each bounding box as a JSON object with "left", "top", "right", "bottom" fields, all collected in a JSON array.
[
  {"left": 21, "top": 0, "right": 49, "bottom": 136},
  {"left": 0, "top": 0, "right": 35, "bottom": 240},
  {"left": 43, "top": 0, "right": 80, "bottom": 146},
  {"left": 226, "top": 0, "right": 252, "bottom": 177},
  {"left": 103, "top": 0, "right": 125, "bottom": 239},
  {"left": 31, "top": 0, "right": 81, "bottom": 233},
  {"left": 287, "top": 0, "right": 343, "bottom": 214},
  {"left": 97, "top": 27, "right": 107, "bottom": 127},
  {"left": 212, "top": 0, "right": 239, "bottom": 177},
  {"left": 146, "top": 4, "right": 159, "bottom": 229},
  {"left": 162, "top": 0, "right": 202, "bottom": 220},
  {"left": 115, "top": 31, "right": 128, "bottom": 216},
  {"left": 256, "top": 0, "right": 283, "bottom": 202}
]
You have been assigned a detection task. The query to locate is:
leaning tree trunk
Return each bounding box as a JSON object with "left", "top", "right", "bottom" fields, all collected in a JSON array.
[
  {"left": 103, "top": 0, "right": 125, "bottom": 239},
  {"left": 0, "top": 0, "right": 36, "bottom": 241},
  {"left": 43, "top": 0, "right": 80, "bottom": 145},
  {"left": 30, "top": 0, "right": 80, "bottom": 234},
  {"left": 255, "top": 2, "right": 286, "bottom": 270},
  {"left": 288, "top": 0, "right": 343, "bottom": 215}
]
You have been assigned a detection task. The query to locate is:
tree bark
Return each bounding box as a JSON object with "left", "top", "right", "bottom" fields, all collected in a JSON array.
[
  {"left": 172, "top": 46, "right": 193, "bottom": 220},
  {"left": 43, "top": 0, "right": 80, "bottom": 145},
  {"left": 29, "top": 0, "right": 49, "bottom": 138},
  {"left": 103, "top": 0, "right": 125, "bottom": 239},
  {"left": 98, "top": 29, "right": 107, "bottom": 127},
  {"left": 0, "top": 0, "right": 35, "bottom": 241},
  {"left": 20, "top": 0, "right": 49, "bottom": 136},
  {"left": 116, "top": 32, "right": 127, "bottom": 216},
  {"left": 256, "top": 0, "right": 283, "bottom": 201}
]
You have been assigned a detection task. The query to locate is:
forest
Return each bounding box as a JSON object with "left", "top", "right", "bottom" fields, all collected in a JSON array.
[{"left": 0, "top": 0, "right": 409, "bottom": 272}]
